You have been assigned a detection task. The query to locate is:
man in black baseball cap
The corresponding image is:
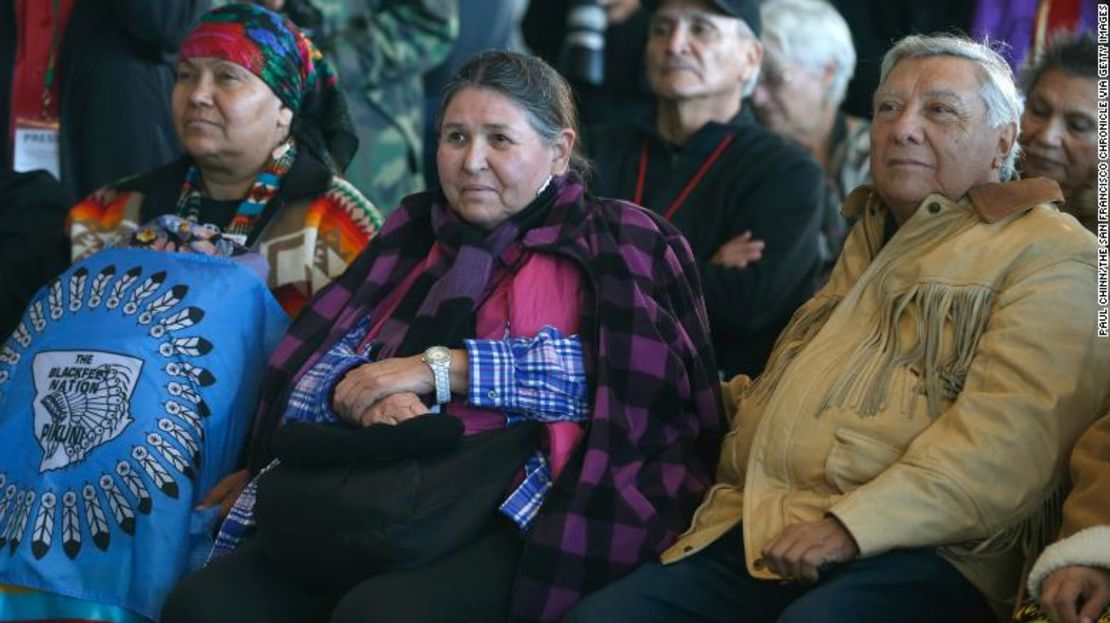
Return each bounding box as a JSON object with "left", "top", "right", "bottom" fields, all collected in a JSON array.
[
  {"left": 642, "top": 0, "right": 762, "bottom": 36},
  {"left": 643, "top": 0, "right": 762, "bottom": 115},
  {"left": 582, "top": 0, "right": 823, "bottom": 379}
]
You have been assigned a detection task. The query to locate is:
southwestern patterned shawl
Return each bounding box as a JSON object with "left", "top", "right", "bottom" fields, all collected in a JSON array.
[
  {"left": 68, "top": 153, "right": 380, "bottom": 316},
  {"left": 245, "top": 172, "right": 724, "bottom": 622}
]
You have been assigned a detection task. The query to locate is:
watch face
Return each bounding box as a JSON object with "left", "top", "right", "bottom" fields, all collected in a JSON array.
[{"left": 425, "top": 346, "right": 450, "bottom": 363}]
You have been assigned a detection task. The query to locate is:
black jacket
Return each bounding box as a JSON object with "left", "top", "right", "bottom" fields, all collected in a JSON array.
[
  {"left": 0, "top": 0, "right": 208, "bottom": 203},
  {"left": 829, "top": 0, "right": 974, "bottom": 118},
  {"left": 0, "top": 169, "right": 70, "bottom": 337},
  {"left": 584, "top": 111, "right": 824, "bottom": 377}
]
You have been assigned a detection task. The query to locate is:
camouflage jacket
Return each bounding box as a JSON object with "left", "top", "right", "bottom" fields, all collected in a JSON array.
[{"left": 313, "top": 0, "right": 458, "bottom": 214}]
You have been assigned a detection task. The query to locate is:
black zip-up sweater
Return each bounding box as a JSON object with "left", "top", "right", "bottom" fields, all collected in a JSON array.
[{"left": 584, "top": 110, "right": 824, "bottom": 377}]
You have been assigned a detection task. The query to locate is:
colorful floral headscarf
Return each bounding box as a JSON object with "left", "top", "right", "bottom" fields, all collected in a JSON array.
[{"left": 178, "top": 3, "right": 357, "bottom": 172}]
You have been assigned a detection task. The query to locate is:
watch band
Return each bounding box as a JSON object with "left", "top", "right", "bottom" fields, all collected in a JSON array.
[
  {"left": 432, "top": 361, "right": 450, "bottom": 404},
  {"left": 422, "top": 346, "right": 452, "bottom": 404}
]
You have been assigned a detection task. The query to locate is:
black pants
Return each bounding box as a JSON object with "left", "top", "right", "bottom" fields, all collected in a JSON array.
[
  {"left": 160, "top": 520, "right": 521, "bottom": 623},
  {"left": 564, "top": 525, "right": 996, "bottom": 623}
]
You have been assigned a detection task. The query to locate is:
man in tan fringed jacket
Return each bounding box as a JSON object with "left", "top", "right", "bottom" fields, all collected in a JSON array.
[{"left": 566, "top": 34, "right": 1110, "bottom": 623}]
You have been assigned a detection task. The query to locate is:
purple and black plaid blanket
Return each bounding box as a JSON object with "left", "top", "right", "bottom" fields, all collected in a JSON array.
[{"left": 244, "top": 172, "right": 724, "bottom": 622}]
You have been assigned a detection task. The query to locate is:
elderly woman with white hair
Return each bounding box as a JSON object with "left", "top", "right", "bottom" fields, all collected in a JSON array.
[
  {"left": 566, "top": 32, "right": 1110, "bottom": 623},
  {"left": 739, "top": 0, "right": 868, "bottom": 275}
]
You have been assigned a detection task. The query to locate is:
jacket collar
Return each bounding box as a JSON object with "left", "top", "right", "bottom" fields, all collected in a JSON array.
[
  {"left": 638, "top": 106, "right": 753, "bottom": 158},
  {"left": 842, "top": 177, "right": 1064, "bottom": 223},
  {"left": 967, "top": 177, "right": 1063, "bottom": 223}
]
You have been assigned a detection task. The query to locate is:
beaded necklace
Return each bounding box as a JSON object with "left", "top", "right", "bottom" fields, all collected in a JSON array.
[{"left": 174, "top": 141, "right": 297, "bottom": 245}]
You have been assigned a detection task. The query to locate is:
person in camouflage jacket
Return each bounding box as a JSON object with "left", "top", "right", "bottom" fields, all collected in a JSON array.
[{"left": 313, "top": 0, "right": 458, "bottom": 214}]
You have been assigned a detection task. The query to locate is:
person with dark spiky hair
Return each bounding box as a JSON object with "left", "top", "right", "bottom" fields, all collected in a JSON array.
[{"left": 1019, "top": 32, "right": 1099, "bottom": 233}]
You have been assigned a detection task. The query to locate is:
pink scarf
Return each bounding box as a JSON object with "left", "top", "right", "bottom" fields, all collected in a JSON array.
[{"left": 364, "top": 243, "right": 586, "bottom": 479}]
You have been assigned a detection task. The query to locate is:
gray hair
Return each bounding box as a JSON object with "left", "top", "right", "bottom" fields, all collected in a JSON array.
[
  {"left": 879, "top": 34, "right": 1022, "bottom": 179},
  {"left": 439, "top": 50, "right": 591, "bottom": 176},
  {"left": 760, "top": 0, "right": 856, "bottom": 103},
  {"left": 736, "top": 18, "right": 762, "bottom": 98}
]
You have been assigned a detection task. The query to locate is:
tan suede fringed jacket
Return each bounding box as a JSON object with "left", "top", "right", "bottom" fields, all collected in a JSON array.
[{"left": 662, "top": 179, "right": 1110, "bottom": 619}]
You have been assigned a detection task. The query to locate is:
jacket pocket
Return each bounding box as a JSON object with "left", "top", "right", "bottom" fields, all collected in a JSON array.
[{"left": 824, "top": 428, "right": 905, "bottom": 493}]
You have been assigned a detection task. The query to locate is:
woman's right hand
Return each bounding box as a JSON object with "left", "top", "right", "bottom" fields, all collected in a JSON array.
[
  {"left": 333, "top": 356, "right": 435, "bottom": 424},
  {"left": 345, "top": 391, "right": 430, "bottom": 427}
]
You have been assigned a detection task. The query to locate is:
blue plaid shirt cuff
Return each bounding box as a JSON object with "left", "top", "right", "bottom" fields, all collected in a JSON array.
[
  {"left": 284, "top": 316, "right": 373, "bottom": 425},
  {"left": 467, "top": 326, "right": 588, "bottom": 530},
  {"left": 499, "top": 450, "right": 554, "bottom": 531},
  {"left": 209, "top": 464, "right": 271, "bottom": 563},
  {"left": 465, "top": 326, "right": 588, "bottom": 421}
]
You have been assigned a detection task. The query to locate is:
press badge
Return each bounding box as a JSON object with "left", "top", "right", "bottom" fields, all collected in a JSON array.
[{"left": 13, "top": 117, "right": 61, "bottom": 180}]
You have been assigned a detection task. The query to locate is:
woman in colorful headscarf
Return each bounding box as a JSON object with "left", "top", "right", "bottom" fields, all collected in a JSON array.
[
  {"left": 0, "top": 5, "right": 377, "bottom": 622},
  {"left": 67, "top": 3, "right": 382, "bottom": 315}
]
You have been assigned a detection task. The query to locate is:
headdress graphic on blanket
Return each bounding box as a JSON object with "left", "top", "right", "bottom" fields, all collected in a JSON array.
[{"left": 0, "top": 248, "right": 288, "bottom": 620}]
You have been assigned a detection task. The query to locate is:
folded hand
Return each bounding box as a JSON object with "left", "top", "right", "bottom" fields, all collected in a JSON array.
[
  {"left": 758, "top": 516, "right": 860, "bottom": 584},
  {"left": 350, "top": 392, "right": 430, "bottom": 427},
  {"left": 711, "top": 231, "right": 765, "bottom": 269},
  {"left": 333, "top": 356, "right": 434, "bottom": 425},
  {"left": 1041, "top": 565, "right": 1110, "bottom": 623}
]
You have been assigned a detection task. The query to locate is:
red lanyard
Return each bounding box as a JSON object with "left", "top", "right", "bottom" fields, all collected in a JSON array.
[
  {"left": 633, "top": 133, "right": 735, "bottom": 221},
  {"left": 42, "top": 0, "right": 63, "bottom": 115}
]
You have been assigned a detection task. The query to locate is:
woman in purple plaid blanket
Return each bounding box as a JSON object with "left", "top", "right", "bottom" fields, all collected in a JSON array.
[{"left": 161, "top": 50, "right": 724, "bottom": 623}]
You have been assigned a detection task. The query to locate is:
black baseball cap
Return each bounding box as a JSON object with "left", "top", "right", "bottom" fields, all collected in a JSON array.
[{"left": 643, "top": 0, "right": 762, "bottom": 37}]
